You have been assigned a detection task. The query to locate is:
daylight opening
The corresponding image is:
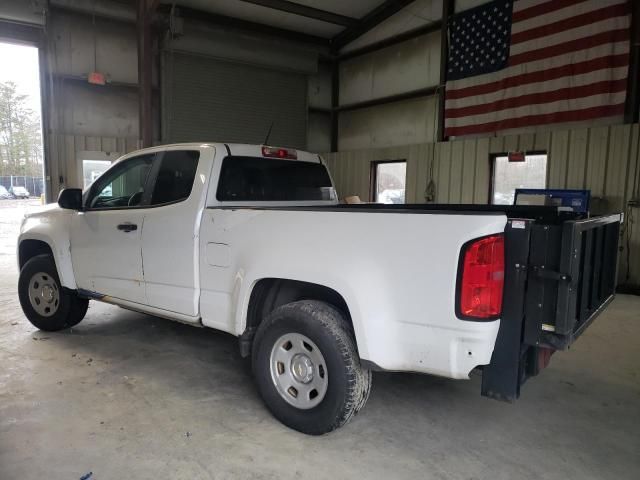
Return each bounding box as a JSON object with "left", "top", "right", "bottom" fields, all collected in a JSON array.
[{"left": 0, "top": 42, "right": 44, "bottom": 200}]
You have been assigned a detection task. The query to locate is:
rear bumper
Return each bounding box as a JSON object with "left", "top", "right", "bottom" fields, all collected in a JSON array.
[{"left": 361, "top": 319, "right": 500, "bottom": 379}]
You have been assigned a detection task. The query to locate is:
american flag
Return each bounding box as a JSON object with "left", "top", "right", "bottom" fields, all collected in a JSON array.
[{"left": 444, "top": 0, "right": 631, "bottom": 138}]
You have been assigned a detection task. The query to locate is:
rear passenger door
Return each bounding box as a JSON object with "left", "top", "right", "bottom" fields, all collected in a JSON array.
[{"left": 140, "top": 149, "right": 205, "bottom": 319}]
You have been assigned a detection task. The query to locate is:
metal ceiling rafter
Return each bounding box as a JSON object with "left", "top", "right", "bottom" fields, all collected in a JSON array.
[
  {"left": 158, "top": 4, "right": 330, "bottom": 46},
  {"left": 237, "top": 0, "right": 357, "bottom": 27},
  {"left": 330, "top": 0, "right": 417, "bottom": 52}
]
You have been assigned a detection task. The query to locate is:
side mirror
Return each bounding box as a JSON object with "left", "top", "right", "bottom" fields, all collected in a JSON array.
[{"left": 57, "top": 188, "right": 83, "bottom": 210}]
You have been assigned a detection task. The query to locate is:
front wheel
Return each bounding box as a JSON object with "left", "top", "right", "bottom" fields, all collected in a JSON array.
[
  {"left": 18, "top": 254, "right": 89, "bottom": 331},
  {"left": 252, "top": 300, "right": 371, "bottom": 435}
]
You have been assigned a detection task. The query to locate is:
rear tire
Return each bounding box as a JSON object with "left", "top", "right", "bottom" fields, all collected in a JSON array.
[
  {"left": 252, "top": 300, "right": 371, "bottom": 435},
  {"left": 18, "top": 254, "right": 89, "bottom": 331}
]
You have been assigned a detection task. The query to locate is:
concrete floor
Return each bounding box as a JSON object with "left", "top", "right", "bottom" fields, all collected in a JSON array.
[{"left": 1, "top": 200, "right": 639, "bottom": 480}]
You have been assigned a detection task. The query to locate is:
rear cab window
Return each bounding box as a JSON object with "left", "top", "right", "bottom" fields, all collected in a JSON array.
[{"left": 216, "top": 156, "right": 336, "bottom": 202}]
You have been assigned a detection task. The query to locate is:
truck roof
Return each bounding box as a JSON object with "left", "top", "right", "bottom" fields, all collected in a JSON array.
[{"left": 118, "top": 143, "right": 322, "bottom": 164}]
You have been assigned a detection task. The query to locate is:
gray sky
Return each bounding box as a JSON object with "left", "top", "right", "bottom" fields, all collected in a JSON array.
[{"left": 0, "top": 42, "right": 41, "bottom": 115}]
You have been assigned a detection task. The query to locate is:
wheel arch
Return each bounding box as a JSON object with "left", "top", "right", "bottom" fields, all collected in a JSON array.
[
  {"left": 18, "top": 239, "right": 54, "bottom": 270},
  {"left": 18, "top": 234, "right": 77, "bottom": 289},
  {"left": 239, "top": 278, "right": 357, "bottom": 358}
]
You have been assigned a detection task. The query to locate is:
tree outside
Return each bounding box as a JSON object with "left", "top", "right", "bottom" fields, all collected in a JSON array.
[{"left": 0, "top": 80, "right": 43, "bottom": 178}]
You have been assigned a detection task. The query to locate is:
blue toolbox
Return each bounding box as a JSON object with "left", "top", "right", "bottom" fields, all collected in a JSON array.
[{"left": 514, "top": 189, "right": 591, "bottom": 214}]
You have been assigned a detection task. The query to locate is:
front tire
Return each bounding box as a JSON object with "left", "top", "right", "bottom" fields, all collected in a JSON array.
[
  {"left": 18, "top": 254, "right": 89, "bottom": 331},
  {"left": 252, "top": 300, "right": 371, "bottom": 435}
]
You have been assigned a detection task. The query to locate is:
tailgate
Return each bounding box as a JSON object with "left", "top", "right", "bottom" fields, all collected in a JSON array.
[{"left": 481, "top": 213, "right": 622, "bottom": 402}]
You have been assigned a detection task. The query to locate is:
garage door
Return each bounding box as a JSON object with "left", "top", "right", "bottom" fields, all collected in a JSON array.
[{"left": 162, "top": 52, "right": 308, "bottom": 149}]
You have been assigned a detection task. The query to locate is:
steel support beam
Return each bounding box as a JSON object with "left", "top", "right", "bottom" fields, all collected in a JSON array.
[
  {"left": 337, "top": 86, "right": 438, "bottom": 112},
  {"left": 137, "top": 0, "right": 156, "bottom": 147},
  {"left": 330, "top": 60, "right": 339, "bottom": 152},
  {"left": 338, "top": 21, "right": 442, "bottom": 61},
  {"left": 238, "top": 0, "right": 356, "bottom": 27},
  {"left": 437, "top": 0, "right": 454, "bottom": 141},
  {"left": 331, "top": 0, "right": 417, "bottom": 52},
  {"left": 158, "top": 4, "right": 330, "bottom": 47},
  {"left": 49, "top": 0, "right": 136, "bottom": 24},
  {"left": 0, "top": 20, "right": 42, "bottom": 44},
  {"left": 624, "top": 0, "right": 640, "bottom": 123}
]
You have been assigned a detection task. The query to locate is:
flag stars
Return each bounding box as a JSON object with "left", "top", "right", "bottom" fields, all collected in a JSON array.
[{"left": 447, "top": 2, "right": 511, "bottom": 79}]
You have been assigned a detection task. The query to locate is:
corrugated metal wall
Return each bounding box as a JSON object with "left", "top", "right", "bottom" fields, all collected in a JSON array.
[
  {"left": 47, "top": 134, "right": 139, "bottom": 193},
  {"left": 324, "top": 123, "right": 640, "bottom": 287},
  {"left": 338, "top": 30, "right": 441, "bottom": 151}
]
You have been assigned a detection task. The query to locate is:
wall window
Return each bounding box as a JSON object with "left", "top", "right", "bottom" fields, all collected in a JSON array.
[
  {"left": 87, "top": 155, "right": 154, "bottom": 209},
  {"left": 82, "top": 160, "right": 111, "bottom": 189},
  {"left": 78, "top": 150, "right": 120, "bottom": 189},
  {"left": 491, "top": 152, "right": 547, "bottom": 205},
  {"left": 371, "top": 161, "right": 406, "bottom": 204}
]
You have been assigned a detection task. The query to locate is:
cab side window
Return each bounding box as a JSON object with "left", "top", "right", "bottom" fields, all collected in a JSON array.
[
  {"left": 87, "top": 154, "right": 154, "bottom": 209},
  {"left": 150, "top": 150, "right": 200, "bottom": 205}
]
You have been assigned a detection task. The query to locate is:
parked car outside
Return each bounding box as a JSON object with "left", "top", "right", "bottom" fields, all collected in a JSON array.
[
  {"left": 377, "top": 188, "right": 405, "bottom": 204},
  {"left": 0, "top": 185, "right": 11, "bottom": 199},
  {"left": 9, "top": 186, "right": 30, "bottom": 199}
]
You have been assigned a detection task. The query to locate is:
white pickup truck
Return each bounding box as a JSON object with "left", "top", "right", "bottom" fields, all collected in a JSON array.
[{"left": 17, "top": 143, "right": 621, "bottom": 434}]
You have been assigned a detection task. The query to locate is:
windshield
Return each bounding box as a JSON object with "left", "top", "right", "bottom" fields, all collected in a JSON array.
[{"left": 216, "top": 156, "right": 336, "bottom": 202}]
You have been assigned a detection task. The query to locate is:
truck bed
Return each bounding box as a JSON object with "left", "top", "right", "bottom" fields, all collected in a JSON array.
[{"left": 216, "top": 203, "right": 621, "bottom": 402}]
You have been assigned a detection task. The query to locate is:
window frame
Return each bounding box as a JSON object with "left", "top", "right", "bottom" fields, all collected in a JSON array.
[
  {"left": 489, "top": 150, "right": 548, "bottom": 205},
  {"left": 369, "top": 159, "right": 407, "bottom": 203},
  {"left": 214, "top": 155, "right": 337, "bottom": 204},
  {"left": 148, "top": 149, "right": 201, "bottom": 207},
  {"left": 83, "top": 149, "right": 201, "bottom": 211},
  {"left": 83, "top": 153, "right": 158, "bottom": 211}
]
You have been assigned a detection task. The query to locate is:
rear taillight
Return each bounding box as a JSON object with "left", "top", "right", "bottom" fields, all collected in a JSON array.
[{"left": 457, "top": 234, "right": 505, "bottom": 320}]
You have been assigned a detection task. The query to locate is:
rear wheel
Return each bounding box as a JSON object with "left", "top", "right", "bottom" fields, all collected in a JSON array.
[
  {"left": 18, "top": 254, "right": 89, "bottom": 331},
  {"left": 252, "top": 300, "right": 371, "bottom": 435}
]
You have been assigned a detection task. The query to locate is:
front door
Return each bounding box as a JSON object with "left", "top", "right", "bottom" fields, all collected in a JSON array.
[{"left": 70, "top": 154, "right": 156, "bottom": 304}]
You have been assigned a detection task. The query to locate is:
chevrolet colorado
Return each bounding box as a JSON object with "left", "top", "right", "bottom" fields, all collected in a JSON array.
[{"left": 17, "top": 143, "right": 621, "bottom": 434}]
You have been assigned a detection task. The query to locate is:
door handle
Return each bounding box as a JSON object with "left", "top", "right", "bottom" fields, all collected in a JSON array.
[{"left": 117, "top": 223, "right": 137, "bottom": 232}]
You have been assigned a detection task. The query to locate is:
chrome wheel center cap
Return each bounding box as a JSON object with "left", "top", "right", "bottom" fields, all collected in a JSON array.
[{"left": 290, "top": 354, "right": 314, "bottom": 384}]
